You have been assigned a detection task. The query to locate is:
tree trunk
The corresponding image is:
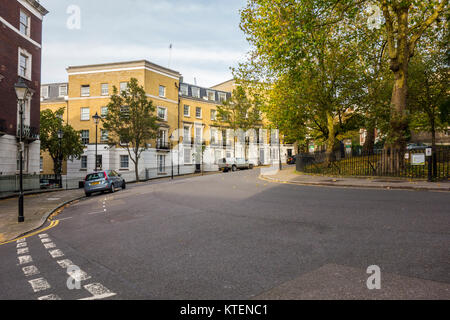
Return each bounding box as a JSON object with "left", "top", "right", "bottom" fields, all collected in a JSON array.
[
  {"left": 363, "top": 126, "right": 375, "bottom": 153},
  {"left": 325, "top": 111, "right": 335, "bottom": 165},
  {"left": 134, "top": 159, "right": 140, "bottom": 183}
]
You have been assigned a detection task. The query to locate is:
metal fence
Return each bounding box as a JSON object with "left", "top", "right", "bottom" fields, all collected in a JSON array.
[{"left": 296, "top": 147, "right": 450, "bottom": 181}]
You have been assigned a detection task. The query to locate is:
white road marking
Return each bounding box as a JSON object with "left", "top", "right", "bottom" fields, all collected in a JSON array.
[
  {"left": 38, "top": 234, "right": 49, "bottom": 239},
  {"left": 38, "top": 294, "right": 61, "bottom": 300},
  {"left": 28, "top": 278, "right": 51, "bottom": 292},
  {"left": 58, "top": 217, "right": 73, "bottom": 221},
  {"left": 56, "top": 259, "right": 73, "bottom": 269},
  {"left": 79, "top": 283, "right": 116, "bottom": 300},
  {"left": 41, "top": 238, "right": 52, "bottom": 243},
  {"left": 87, "top": 211, "right": 105, "bottom": 215},
  {"left": 16, "top": 242, "right": 27, "bottom": 248},
  {"left": 17, "top": 247, "right": 29, "bottom": 255},
  {"left": 17, "top": 238, "right": 26, "bottom": 243},
  {"left": 56, "top": 260, "right": 91, "bottom": 281},
  {"left": 22, "top": 265, "right": 40, "bottom": 277},
  {"left": 46, "top": 198, "right": 61, "bottom": 201},
  {"left": 68, "top": 268, "right": 91, "bottom": 281},
  {"left": 44, "top": 243, "right": 56, "bottom": 249},
  {"left": 18, "top": 255, "right": 33, "bottom": 265},
  {"left": 49, "top": 249, "right": 64, "bottom": 258}
]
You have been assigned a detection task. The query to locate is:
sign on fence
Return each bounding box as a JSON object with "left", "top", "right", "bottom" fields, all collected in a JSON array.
[
  {"left": 426, "top": 148, "right": 432, "bottom": 157},
  {"left": 411, "top": 153, "right": 425, "bottom": 166}
]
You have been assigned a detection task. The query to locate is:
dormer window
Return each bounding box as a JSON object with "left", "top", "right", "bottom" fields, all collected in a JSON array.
[
  {"left": 207, "top": 90, "right": 215, "bottom": 101},
  {"left": 41, "top": 86, "right": 49, "bottom": 99},
  {"left": 192, "top": 87, "right": 200, "bottom": 98},
  {"left": 180, "top": 84, "right": 188, "bottom": 96},
  {"left": 59, "top": 85, "right": 67, "bottom": 97}
]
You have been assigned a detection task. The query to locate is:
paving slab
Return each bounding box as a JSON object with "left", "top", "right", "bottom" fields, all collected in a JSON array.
[
  {"left": 0, "top": 189, "right": 85, "bottom": 243},
  {"left": 260, "top": 167, "right": 450, "bottom": 192}
]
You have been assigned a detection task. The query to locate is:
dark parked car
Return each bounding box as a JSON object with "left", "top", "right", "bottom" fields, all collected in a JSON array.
[
  {"left": 84, "top": 170, "right": 126, "bottom": 197},
  {"left": 287, "top": 155, "right": 296, "bottom": 165}
]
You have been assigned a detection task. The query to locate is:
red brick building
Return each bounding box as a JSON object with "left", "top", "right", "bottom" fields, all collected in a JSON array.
[{"left": 0, "top": 0, "right": 48, "bottom": 182}]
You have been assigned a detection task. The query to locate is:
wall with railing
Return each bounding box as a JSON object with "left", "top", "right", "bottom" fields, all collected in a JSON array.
[{"left": 296, "top": 147, "right": 449, "bottom": 181}]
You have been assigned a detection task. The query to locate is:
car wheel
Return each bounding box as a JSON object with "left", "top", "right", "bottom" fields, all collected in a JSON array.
[
  {"left": 249, "top": 164, "right": 254, "bottom": 170},
  {"left": 122, "top": 181, "right": 126, "bottom": 189},
  {"left": 110, "top": 184, "right": 115, "bottom": 193},
  {"left": 232, "top": 165, "right": 237, "bottom": 172},
  {"left": 85, "top": 192, "right": 91, "bottom": 197}
]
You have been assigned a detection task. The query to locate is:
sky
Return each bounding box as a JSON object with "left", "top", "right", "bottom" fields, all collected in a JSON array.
[{"left": 39, "top": 0, "right": 250, "bottom": 88}]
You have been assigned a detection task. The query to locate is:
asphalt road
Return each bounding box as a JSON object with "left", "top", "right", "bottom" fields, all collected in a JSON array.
[{"left": 0, "top": 168, "right": 449, "bottom": 300}]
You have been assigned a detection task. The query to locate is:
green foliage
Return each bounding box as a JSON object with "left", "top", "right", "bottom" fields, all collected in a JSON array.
[
  {"left": 237, "top": 0, "right": 448, "bottom": 151},
  {"left": 40, "top": 107, "right": 84, "bottom": 175},
  {"left": 102, "top": 78, "right": 159, "bottom": 181}
]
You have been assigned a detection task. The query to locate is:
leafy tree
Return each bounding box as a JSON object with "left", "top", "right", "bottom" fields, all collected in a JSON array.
[
  {"left": 215, "top": 85, "right": 263, "bottom": 159},
  {"left": 40, "top": 107, "right": 84, "bottom": 179},
  {"left": 102, "top": 78, "right": 159, "bottom": 182},
  {"left": 408, "top": 49, "right": 449, "bottom": 149},
  {"left": 377, "top": 0, "right": 448, "bottom": 150},
  {"left": 239, "top": 0, "right": 369, "bottom": 162}
]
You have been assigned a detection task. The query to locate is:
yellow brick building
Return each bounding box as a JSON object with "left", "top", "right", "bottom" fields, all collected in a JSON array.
[{"left": 40, "top": 60, "right": 295, "bottom": 185}]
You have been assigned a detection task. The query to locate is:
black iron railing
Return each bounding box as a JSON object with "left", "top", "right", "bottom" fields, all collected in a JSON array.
[
  {"left": 17, "top": 125, "right": 39, "bottom": 140},
  {"left": 156, "top": 141, "right": 170, "bottom": 150},
  {"left": 296, "top": 147, "right": 449, "bottom": 181}
]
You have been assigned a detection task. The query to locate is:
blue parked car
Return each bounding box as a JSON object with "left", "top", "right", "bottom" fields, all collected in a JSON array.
[{"left": 84, "top": 170, "right": 126, "bottom": 197}]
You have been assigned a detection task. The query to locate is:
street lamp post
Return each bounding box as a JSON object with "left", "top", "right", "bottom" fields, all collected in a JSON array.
[
  {"left": 93, "top": 112, "right": 101, "bottom": 172},
  {"left": 277, "top": 126, "right": 282, "bottom": 171},
  {"left": 170, "top": 134, "right": 174, "bottom": 180},
  {"left": 14, "top": 78, "right": 30, "bottom": 223},
  {"left": 57, "top": 129, "right": 64, "bottom": 188}
]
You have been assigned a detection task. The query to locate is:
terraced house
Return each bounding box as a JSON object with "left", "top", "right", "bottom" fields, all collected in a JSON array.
[
  {"left": 0, "top": 0, "right": 48, "bottom": 192},
  {"left": 40, "top": 60, "right": 295, "bottom": 187}
]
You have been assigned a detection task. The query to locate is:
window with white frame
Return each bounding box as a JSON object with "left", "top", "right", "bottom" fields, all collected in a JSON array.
[
  {"left": 120, "top": 82, "right": 128, "bottom": 93},
  {"left": 41, "top": 86, "right": 49, "bottom": 99},
  {"left": 195, "top": 126, "right": 202, "bottom": 144},
  {"left": 210, "top": 127, "right": 218, "bottom": 145},
  {"left": 180, "top": 84, "right": 188, "bottom": 96},
  {"left": 80, "top": 156, "right": 88, "bottom": 169},
  {"left": 196, "top": 107, "right": 202, "bottom": 119},
  {"left": 157, "top": 154, "right": 166, "bottom": 173},
  {"left": 80, "top": 107, "right": 90, "bottom": 121},
  {"left": 192, "top": 87, "right": 200, "bottom": 98},
  {"left": 159, "top": 85, "right": 166, "bottom": 97},
  {"left": 101, "top": 83, "right": 109, "bottom": 96},
  {"left": 19, "top": 10, "right": 30, "bottom": 36},
  {"left": 18, "top": 48, "right": 31, "bottom": 80},
  {"left": 218, "top": 92, "right": 227, "bottom": 102},
  {"left": 157, "top": 107, "right": 167, "bottom": 121},
  {"left": 184, "top": 148, "right": 192, "bottom": 164},
  {"left": 40, "top": 157, "right": 43, "bottom": 172},
  {"left": 120, "top": 155, "right": 129, "bottom": 169},
  {"left": 100, "top": 129, "right": 108, "bottom": 142},
  {"left": 81, "top": 130, "right": 89, "bottom": 145},
  {"left": 183, "top": 105, "right": 190, "bottom": 117},
  {"left": 210, "top": 109, "right": 217, "bottom": 121},
  {"left": 59, "top": 85, "right": 67, "bottom": 97},
  {"left": 101, "top": 106, "right": 108, "bottom": 118},
  {"left": 81, "top": 85, "right": 90, "bottom": 97},
  {"left": 207, "top": 90, "right": 215, "bottom": 101},
  {"left": 183, "top": 126, "right": 191, "bottom": 144}
]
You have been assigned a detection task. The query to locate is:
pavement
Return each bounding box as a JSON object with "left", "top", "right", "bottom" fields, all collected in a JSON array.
[
  {"left": 260, "top": 166, "right": 450, "bottom": 192},
  {"left": 0, "top": 168, "right": 448, "bottom": 300},
  {"left": 0, "top": 189, "right": 85, "bottom": 244}
]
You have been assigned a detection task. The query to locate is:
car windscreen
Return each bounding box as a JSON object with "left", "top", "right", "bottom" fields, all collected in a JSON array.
[{"left": 86, "top": 172, "right": 105, "bottom": 181}]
